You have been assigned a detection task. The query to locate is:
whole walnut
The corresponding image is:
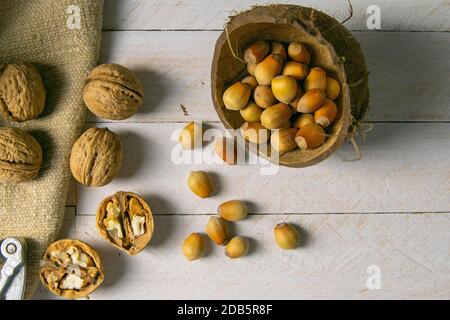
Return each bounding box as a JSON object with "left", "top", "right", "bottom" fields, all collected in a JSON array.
[
  {"left": 0, "top": 63, "right": 46, "bottom": 122},
  {"left": 83, "top": 64, "right": 144, "bottom": 120},
  {"left": 0, "top": 127, "right": 43, "bottom": 184},
  {"left": 70, "top": 127, "right": 122, "bottom": 187}
]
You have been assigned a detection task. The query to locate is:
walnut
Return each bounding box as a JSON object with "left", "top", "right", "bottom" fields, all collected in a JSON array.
[
  {"left": 0, "top": 127, "right": 43, "bottom": 184},
  {"left": 0, "top": 63, "right": 46, "bottom": 122},
  {"left": 83, "top": 64, "right": 144, "bottom": 120},
  {"left": 96, "top": 191, "right": 154, "bottom": 256},
  {"left": 70, "top": 127, "right": 122, "bottom": 187},
  {"left": 39, "top": 239, "right": 104, "bottom": 299}
]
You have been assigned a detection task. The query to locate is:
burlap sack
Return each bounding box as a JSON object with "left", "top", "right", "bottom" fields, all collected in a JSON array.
[{"left": 0, "top": 0, "right": 103, "bottom": 299}]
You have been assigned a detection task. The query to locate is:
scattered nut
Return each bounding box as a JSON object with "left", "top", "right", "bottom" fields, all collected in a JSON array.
[
  {"left": 83, "top": 64, "right": 144, "bottom": 120},
  {"left": 274, "top": 223, "right": 300, "bottom": 250},
  {"left": 218, "top": 200, "right": 248, "bottom": 222},
  {"left": 39, "top": 239, "right": 104, "bottom": 299},
  {"left": 179, "top": 122, "right": 202, "bottom": 150},
  {"left": 0, "top": 63, "right": 46, "bottom": 122},
  {"left": 96, "top": 191, "right": 154, "bottom": 255},
  {"left": 188, "top": 171, "right": 213, "bottom": 198},
  {"left": 182, "top": 233, "right": 205, "bottom": 261},
  {"left": 225, "top": 236, "right": 249, "bottom": 259},
  {"left": 70, "top": 127, "right": 122, "bottom": 187},
  {"left": 0, "top": 127, "right": 42, "bottom": 184},
  {"left": 205, "top": 216, "right": 228, "bottom": 246}
]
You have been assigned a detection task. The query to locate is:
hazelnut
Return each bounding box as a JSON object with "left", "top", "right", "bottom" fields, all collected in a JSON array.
[
  {"left": 260, "top": 103, "right": 292, "bottom": 129},
  {"left": 254, "top": 54, "right": 283, "bottom": 85},
  {"left": 244, "top": 41, "right": 270, "bottom": 65},
  {"left": 83, "top": 64, "right": 144, "bottom": 120},
  {"left": 304, "top": 67, "right": 327, "bottom": 92},
  {"left": 225, "top": 236, "right": 249, "bottom": 259},
  {"left": 240, "top": 122, "right": 270, "bottom": 145},
  {"left": 274, "top": 223, "right": 300, "bottom": 250},
  {"left": 223, "top": 82, "right": 251, "bottom": 110},
  {"left": 205, "top": 216, "right": 228, "bottom": 245},
  {"left": 270, "top": 42, "right": 287, "bottom": 60},
  {"left": 182, "top": 233, "right": 205, "bottom": 261},
  {"left": 218, "top": 200, "right": 248, "bottom": 222},
  {"left": 179, "top": 122, "right": 202, "bottom": 150},
  {"left": 187, "top": 171, "right": 213, "bottom": 198}
]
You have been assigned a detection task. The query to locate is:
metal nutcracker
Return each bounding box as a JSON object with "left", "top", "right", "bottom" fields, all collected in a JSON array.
[{"left": 0, "top": 237, "right": 27, "bottom": 300}]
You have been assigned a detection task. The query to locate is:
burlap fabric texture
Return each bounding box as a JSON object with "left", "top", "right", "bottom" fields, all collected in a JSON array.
[{"left": 0, "top": 0, "right": 104, "bottom": 299}]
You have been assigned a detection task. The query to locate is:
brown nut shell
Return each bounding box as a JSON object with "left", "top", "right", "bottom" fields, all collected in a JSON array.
[
  {"left": 96, "top": 191, "right": 154, "bottom": 255},
  {"left": 70, "top": 127, "right": 122, "bottom": 187},
  {"left": 0, "top": 127, "right": 43, "bottom": 184},
  {"left": 39, "top": 239, "right": 104, "bottom": 299},
  {"left": 83, "top": 64, "right": 144, "bottom": 120},
  {"left": 0, "top": 63, "right": 46, "bottom": 122}
]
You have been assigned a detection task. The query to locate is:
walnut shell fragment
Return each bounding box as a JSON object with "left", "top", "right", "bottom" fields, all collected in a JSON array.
[
  {"left": 0, "top": 127, "right": 43, "bottom": 184},
  {"left": 83, "top": 63, "right": 144, "bottom": 120},
  {"left": 39, "top": 239, "right": 104, "bottom": 299},
  {"left": 96, "top": 191, "right": 154, "bottom": 255},
  {"left": 0, "top": 63, "right": 46, "bottom": 122},
  {"left": 70, "top": 127, "right": 122, "bottom": 187}
]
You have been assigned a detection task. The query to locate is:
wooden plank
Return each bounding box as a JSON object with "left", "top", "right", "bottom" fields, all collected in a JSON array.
[
  {"left": 34, "top": 213, "right": 450, "bottom": 299},
  {"left": 90, "top": 31, "right": 450, "bottom": 123},
  {"left": 75, "top": 122, "right": 450, "bottom": 216},
  {"left": 103, "top": 0, "right": 450, "bottom": 31}
]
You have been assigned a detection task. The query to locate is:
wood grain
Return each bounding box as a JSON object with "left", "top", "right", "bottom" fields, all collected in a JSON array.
[
  {"left": 92, "top": 31, "right": 450, "bottom": 123},
  {"left": 75, "top": 122, "right": 450, "bottom": 216},
  {"left": 34, "top": 209, "right": 450, "bottom": 299},
  {"left": 103, "top": 0, "right": 450, "bottom": 31}
]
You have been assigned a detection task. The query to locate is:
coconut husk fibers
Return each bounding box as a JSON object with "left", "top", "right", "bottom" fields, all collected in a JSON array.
[{"left": 211, "top": 5, "right": 369, "bottom": 167}]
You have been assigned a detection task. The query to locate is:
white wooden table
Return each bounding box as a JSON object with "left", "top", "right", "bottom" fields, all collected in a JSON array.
[{"left": 36, "top": 0, "right": 450, "bottom": 299}]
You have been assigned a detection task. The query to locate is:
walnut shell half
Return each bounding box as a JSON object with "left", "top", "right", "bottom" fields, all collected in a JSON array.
[
  {"left": 0, "top": 63, "right": 46, "bottom": 122},
  {"left": 0, "top": 127, "right": 43, "bottom": 184},
  {"left": 70, "top": 127, "right": 122, "bottom": 187},
  {"left": 96, "top": 191, "right": 154, "bottom": 255},
  {"left": 39, "top": 239, "right": 104, "bottom": 299},
  {"left": 83, "top": 64, "right": 144, "bottom": 120}
]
